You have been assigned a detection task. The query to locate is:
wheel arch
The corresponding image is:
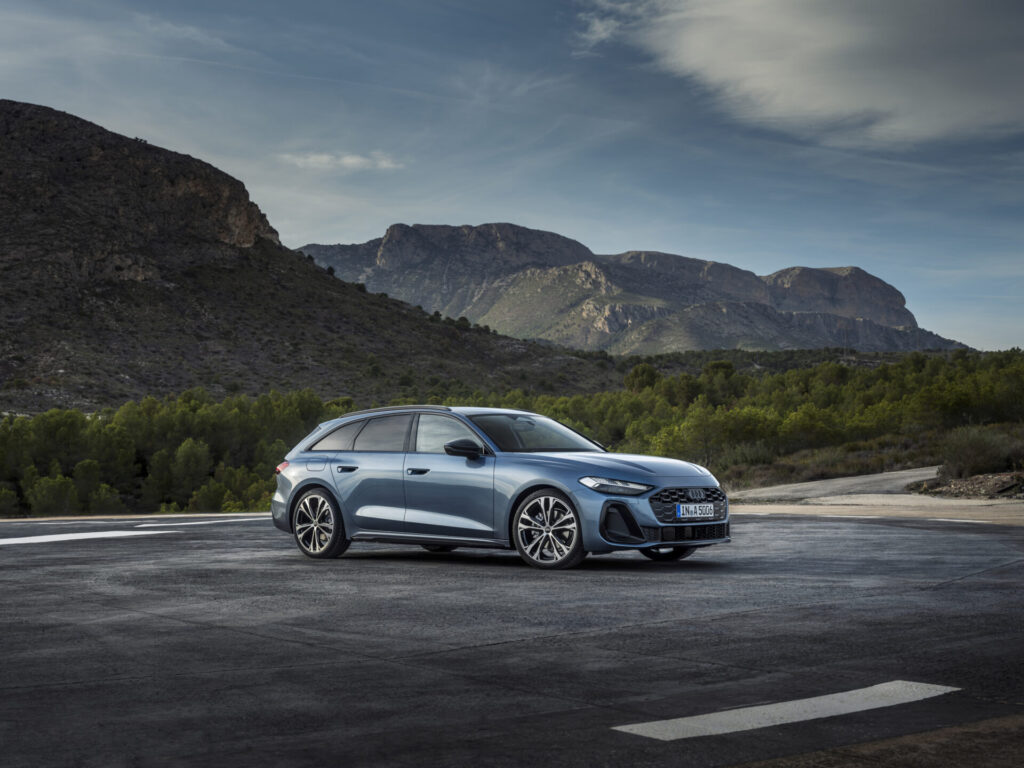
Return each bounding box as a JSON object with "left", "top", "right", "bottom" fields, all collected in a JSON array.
[
  {"left": 288, "top": 481, "right": 342, "bottom": 533},
  {"left": 504, "top": 482, "right": 575, "bottom": 547}
]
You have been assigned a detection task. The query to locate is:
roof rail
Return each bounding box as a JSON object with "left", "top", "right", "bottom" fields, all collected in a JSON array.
[{"left": 342, "top": 404, "right": 452, "bottom": 417}]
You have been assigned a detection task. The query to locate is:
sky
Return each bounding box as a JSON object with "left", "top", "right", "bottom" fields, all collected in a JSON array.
[{"left": 2, "top": 0, "right": 1022, "bottom": 350}]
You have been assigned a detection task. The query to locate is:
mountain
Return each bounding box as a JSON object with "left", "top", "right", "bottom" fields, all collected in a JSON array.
[
  {"left": 0, "top": 101, "right": 621, "bottom": 412},
  {"left": 302, "top": 224, "right": 963, "bottom": 354}
]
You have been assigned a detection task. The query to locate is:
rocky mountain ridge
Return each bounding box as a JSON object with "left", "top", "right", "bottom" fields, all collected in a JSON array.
[
  {"left": 0, "top": 101, "right": 620, "bottom": 411},
  {"left": 301, "top": 224, "right": 958, "bottom": 353}
]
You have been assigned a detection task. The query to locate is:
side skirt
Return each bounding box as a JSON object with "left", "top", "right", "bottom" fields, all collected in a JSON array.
[{"left": 350, "top": 531, "right": 511, "bottom": 549}]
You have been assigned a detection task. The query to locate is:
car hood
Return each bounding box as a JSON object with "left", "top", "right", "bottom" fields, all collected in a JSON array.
[{"left": 508, "top": 452, "right": 712, "bottom": 480}]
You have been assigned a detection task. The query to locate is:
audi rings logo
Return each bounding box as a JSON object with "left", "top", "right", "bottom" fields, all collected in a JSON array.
[{"left": 686, "top": 488, "right": 706, "bottom": 502}]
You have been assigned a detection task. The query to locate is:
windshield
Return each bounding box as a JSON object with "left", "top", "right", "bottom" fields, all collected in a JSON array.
[{"left": 469, "top": 414, "right": 603, "bottom": 453}]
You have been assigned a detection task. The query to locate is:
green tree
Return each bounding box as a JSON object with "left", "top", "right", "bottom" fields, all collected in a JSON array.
[
  {"left": 141, "top": 449, "right": 173, "bottom": 509},
  {"left": 73, "top": 459, "right": 102, "bottom": 504},
  {"left": 624, "top": 363, "right": 661, "bottom": 392},
  {"left": 171, "top": 438, "right": 212, "bottom": 506}
]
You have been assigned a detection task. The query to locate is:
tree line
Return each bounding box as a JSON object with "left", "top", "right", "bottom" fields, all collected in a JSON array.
[{"left": 1, "top": 349, "right": 1022, "bottom": 516}]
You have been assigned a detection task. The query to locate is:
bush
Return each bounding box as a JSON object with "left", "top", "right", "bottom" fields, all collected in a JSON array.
[
  {"left": 0, "top": 487, "right": 21, "bottom": 517},
  {"left": 26, "top": 476, "right": 79, "bottom": 516},
  {"left": 88, "top": 484, "right": 128, "bottom": 515},
  {"left": 189, "top": 479, "right": 227, "bottom": 512},
  {"left": 940, "top": 426, "right": 1022, "bottom": 479}
]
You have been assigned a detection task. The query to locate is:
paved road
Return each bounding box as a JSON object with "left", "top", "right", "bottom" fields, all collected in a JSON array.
[
  {"left": 1, "top": 513, "right": 1022, "bottom": 767},
  {"left": 729, "top": 466, "right": 941, "bottom": 501}
]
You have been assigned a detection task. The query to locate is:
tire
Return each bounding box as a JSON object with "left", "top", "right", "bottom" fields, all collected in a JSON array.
[
  {"left": 292, "top": 488, "right": 349, "bottom": 559},
  {"left": 512, "top": 490, "right": 587, "bottom": 570},
  {"left": 421, "top": 545, "right": 457, "bottom": 553},
  {"left": 640, "top": 546, "right": 696, "bottom": 562}
]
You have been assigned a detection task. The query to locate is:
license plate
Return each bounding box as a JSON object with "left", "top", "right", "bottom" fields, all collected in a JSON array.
[{"left": 676, "top": 503, "right": 715, "bottom": 519}]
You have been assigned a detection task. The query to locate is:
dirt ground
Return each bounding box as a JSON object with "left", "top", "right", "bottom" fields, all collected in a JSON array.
[{"left": 909, "top": 472, "right": 1024, "bottom": 500}]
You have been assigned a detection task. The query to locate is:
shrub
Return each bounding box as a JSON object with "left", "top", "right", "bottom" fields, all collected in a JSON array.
[
  {"left": 189, "top": 479, "right": 227, "bottom": 512},
  {"left": 26, "top": 476, "right": 79, "bottom": 516},
  {"left": 0, "top": 487, "right": 21, "bottom": 517},
  {"left": 940, "top": 426, "right": 1021, "bottom": 479},
  {"left": 88, "top": 485, "right": 128, "bottom": 515}
]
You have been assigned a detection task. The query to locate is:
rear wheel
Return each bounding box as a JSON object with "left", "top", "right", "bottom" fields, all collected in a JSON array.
[
  {"left": 293, "top": 488, "right": 349, "bottom": 559},
  {"left": 512, "top": 490, "right": 586, "bottom": 569},
  {"left": 640, "top": 546, "right": 696, "bottom": 562},
  {"left": 421, "top": 545, "right": 457, "bottom": 553}
]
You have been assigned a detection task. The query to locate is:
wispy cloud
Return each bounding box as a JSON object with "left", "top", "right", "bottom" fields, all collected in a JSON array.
[
  {"left": 0, "top": 8, "right": 245, "bottom": 67},
  {"left": 278, "top": 151, "right": 404, "bottom": 172},
  {"left": 575, "top": 0, "right": 1024, "bottom": 148}
]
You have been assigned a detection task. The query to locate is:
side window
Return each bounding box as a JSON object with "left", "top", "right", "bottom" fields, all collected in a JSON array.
[
  {"left": 310, "top": 420, "right": 364, "bottom": 451},
  {"left": 352, "top": 415, "right": 413, "bottom": 452},
  {"left": 415, "top": 414, "right": 479, "bottom": 453}
]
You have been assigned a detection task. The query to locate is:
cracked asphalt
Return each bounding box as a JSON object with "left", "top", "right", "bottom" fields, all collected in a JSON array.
[{"left": 1, "top": 511, "right": 1022, "bottom": 767}]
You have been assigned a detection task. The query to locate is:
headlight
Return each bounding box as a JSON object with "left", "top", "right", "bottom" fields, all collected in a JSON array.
[{"left": 578, "top": 476, "right": 653, "bottom": 495}]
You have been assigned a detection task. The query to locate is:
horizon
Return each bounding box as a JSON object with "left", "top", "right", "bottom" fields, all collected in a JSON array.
[{"left": 2, "top": 1, "right": 1022, "bottom": 350}]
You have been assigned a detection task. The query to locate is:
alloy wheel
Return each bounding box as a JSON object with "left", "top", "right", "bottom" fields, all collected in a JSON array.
[
  {"left": 514, "top": 494, "right": 584, "bottom": 568},
  {"left": 293, "top": 490, "right": 348, "bottom": 558}
]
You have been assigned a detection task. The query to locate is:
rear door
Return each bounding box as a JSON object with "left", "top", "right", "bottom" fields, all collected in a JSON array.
[
  {"left": 403, "top": 414, "right": 495, "bottom": 538},
  {"left": 328, "top": 414, "right": 412, "bottom": 534}
]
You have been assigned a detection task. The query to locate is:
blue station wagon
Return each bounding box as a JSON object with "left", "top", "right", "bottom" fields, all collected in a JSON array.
[{"left": 272, "top": 405, "right": 730, "bottom": 569}]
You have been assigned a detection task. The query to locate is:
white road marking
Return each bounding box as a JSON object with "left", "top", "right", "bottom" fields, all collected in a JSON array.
[
  {"left": 134, "top": 517, "right": 267, "bottom": 528},
  {"left": 929, "top": 518, "right": 994, "bottom": 525},
  {"left": 0, "top": 531, "right": 180, "bottom": 546},
  {"left": 34, "top": 520, "right": 154, "bottom": 526},
  {"left": 613, "top": 680, "right": 960, "bottom": 741}
]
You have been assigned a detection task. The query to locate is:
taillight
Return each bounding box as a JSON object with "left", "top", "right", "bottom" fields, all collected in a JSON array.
[{"left": 275, "top": 461, "right": 290, "bottom": 475}]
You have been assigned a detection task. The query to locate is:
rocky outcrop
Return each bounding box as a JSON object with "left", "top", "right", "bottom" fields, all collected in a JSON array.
[
  {"left": 0, "top": 100, "right": 279, "bottom": 287},
  {"left": 762, "top": 266, "right": 917, "bottom": 329},
  {"left": 304, "top": 225, "right": 964, "bottom": 353}
]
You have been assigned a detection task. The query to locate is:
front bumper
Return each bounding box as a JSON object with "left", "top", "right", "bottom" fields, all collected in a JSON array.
[{"left": 570, "top": 483, "right": 731, "bottom": 553}]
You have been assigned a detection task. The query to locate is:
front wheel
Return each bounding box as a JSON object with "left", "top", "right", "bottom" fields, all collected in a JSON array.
[
  {"left": 640, "top": 546, "right": 696, "bottom": 562},
  {"left": 293, "top": 488, "right": 349, "bottom": 559},
  {"left": 512, "top": 490, "right": 586, "bottom": 569}
]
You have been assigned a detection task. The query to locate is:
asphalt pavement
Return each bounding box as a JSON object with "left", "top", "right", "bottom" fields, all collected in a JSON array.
[{"left": 1, "top": 511, "right": 1022, "bottom": 767}]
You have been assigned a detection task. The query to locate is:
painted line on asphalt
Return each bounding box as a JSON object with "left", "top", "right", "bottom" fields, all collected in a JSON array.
[
  {"left": 34, "top": 520, "right": 154, "bottom": 526},
  {"left": 134, "top": 517, "right": 267, "bottom": 528},
  {"left": 928, "top": 518, "right": 995, "bottom": 525},
  {"left": 613, "top": 680, "right": 960, "bottom": 741},
  {"left": 0, "top": 531, "right": 180, "bottom": 546}
]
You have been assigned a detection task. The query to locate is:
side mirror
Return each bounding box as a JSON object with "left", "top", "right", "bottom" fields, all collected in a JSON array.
[{"left": 444, "top": 438, "right": 482, "bottom": 459}]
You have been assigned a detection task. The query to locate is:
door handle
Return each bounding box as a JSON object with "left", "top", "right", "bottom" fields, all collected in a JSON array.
[
  {"left": 336, "top": 465, "right": 358, "bottom": 473},
  {"left": 406, "top": 468, "right": 430, "bottom": 475}
]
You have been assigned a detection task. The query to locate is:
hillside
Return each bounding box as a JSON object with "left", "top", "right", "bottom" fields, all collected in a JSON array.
[
  {"left": 0, "top": 101, "right": 620, "bottom": 412},
  {"left": 302, "top": 224, "right": 962, "bottom": 354}
]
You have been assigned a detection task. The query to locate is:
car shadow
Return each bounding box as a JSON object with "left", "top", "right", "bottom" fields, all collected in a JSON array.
[{"left": 338, "top": 547, "right": 732, "bottom": 572}]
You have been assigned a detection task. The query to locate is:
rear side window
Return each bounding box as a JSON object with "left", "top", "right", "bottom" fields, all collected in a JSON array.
[
  {"left": 310, "top": 420, "right": 364, "bottom": 451},
  {"left": 352, "top": 415, "right": 413, "bottom": 452}
]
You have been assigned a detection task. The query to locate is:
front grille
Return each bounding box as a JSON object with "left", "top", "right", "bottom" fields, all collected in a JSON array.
[
  {"left": 659, "top": 522, "right": 730, "bottom": 542},
  {"left": 649, "top": 486, "right": 728, "bottom": 523}
]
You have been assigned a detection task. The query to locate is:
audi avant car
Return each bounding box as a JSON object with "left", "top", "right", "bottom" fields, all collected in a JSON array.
[{"left": 272, "top": 405, "right": 730, "bottom": 569}]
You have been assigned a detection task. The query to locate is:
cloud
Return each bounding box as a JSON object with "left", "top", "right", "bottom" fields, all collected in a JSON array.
[
  {"left": 576, "top": 0, "right": 1024, "bottom": 147},
  {"left": 0, "top": 8, "right": 243, "bottom": 68},
  {"left": 278, "top": 151, "right": 404, "bottom": 172}
]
